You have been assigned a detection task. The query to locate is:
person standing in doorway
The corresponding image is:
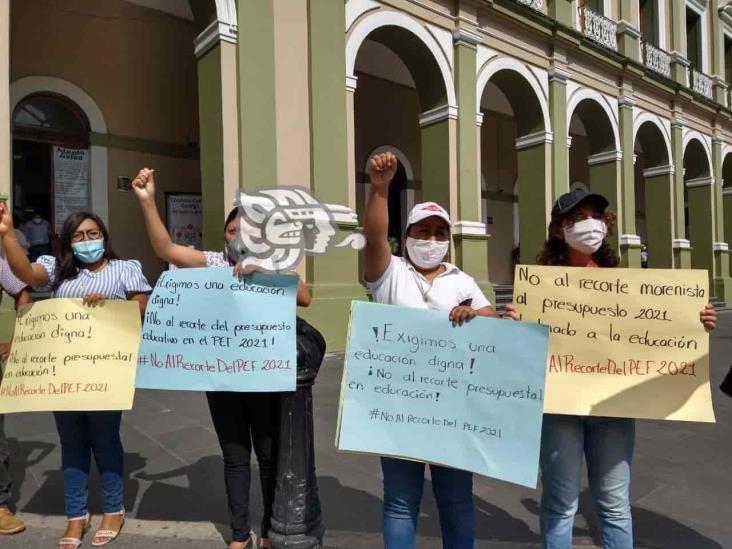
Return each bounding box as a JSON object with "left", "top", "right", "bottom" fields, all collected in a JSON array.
[
  {"left": 22, "top": 211, "right": 51, "bottom": 261},
  {"left": 0, "top": 258, "right": 31, "bottom": 536}
]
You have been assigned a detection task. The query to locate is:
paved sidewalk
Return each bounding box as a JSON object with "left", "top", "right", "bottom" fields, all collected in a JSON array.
[{"left": 1, "top": 317, "right": 731, "bottom": 548}]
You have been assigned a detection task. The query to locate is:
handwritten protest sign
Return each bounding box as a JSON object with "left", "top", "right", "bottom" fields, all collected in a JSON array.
[
  {"left": 0, "top": 299, "right": 141, "bottom": 413},
  {"left": 337, "top": 301, "right": 549, "bottom": 488},
  {"left": 513, "top": 265, "right": 714, "bottom": 422},
  {"left": 136, "top": 268, "right": 297, "bottom": 392}
]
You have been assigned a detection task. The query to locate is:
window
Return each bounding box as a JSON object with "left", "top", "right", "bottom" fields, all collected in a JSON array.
[
  {"left": 686, "top": 7, "right": 702, "bottom": 71},
  {"left": 580, "top": 0, "right": 604, "bottom": 14},
  {"left": 639, "top": 0, "right": 658, "bottom": 46}
]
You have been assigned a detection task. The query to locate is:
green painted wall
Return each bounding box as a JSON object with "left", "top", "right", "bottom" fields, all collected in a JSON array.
[
  {"left": 237, "top": 0, "right": 277, "bottom": 188},
  {"left": 589, "top": 160, "right": 620, "bottom": 252},
  {"left": 688, "top": 185, "right": 714, "bottom": 272},
  {"left": 549, "top": 77, "right": 569, "bottom": 199},
  {"left": 197, "top": 45, "right": 227, "bottom": 251},
  {"left": 644, "top": 173, "right": 674, "bottom": 268},
  {"left": 421, "top": 120, "right": 451, "bottom": 208},
  {"left": 518, "top": 143, "right": 549, "bottom": 264}
]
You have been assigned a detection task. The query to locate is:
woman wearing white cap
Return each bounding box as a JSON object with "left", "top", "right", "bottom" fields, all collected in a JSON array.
[{"left": 364, "top": 151, "right": 497, "bottom": 549}]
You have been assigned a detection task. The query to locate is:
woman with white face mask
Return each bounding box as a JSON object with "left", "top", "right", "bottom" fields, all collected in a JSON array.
[
  {"left": 364, "top": 151, "right": 497, "bottom": 549},
  {"left": 505, "top": 187, "right": 717, "bottom": 549},
  {"left": 0, "top": 207, "right": 151, "bottom": 549}
]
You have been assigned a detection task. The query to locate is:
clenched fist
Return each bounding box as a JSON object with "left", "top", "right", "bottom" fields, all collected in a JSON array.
[{"left": 369, "top": 152, "right": 398, "bottom": 189}]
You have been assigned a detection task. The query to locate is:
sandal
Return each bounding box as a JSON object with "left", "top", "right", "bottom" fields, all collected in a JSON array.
[
  {"left": 90, "top": 510, "right": 125, "bottom": 547},
  {"left": 58, "top": 513, "right": 91, "bottom": 549}
]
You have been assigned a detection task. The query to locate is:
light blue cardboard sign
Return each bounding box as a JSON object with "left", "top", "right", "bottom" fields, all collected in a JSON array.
[
  {"left": 136, "top": 268, "right": 297, "bottom": 392},
  {"left": 337, "top": 301, "right": 549, "bottom": 488}
]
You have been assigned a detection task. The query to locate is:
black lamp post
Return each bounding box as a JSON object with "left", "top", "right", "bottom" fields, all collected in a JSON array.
[{"left": 269, "top": 318, "right": 326, "bottom": 549}]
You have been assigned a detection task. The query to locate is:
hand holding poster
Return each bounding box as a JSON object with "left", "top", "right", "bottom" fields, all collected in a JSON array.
[
  {"left": 0, "top": 299, "right": 141, "bottom": 413},
  {"left": 337, "top": 301, "right": 549, "bottom": 488},
  {"left": 136, "top": 267, "right": 297, "bottom": 392},
  {"left": 513, "top": 265, "right": 714, "bottom": 422}
]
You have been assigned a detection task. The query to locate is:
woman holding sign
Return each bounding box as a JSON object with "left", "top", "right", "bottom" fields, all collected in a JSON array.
[
  {"left": 505, "top": 187, "right": 717, "bottom": 549},
  {"left": 364, "top": 152, "right": 497, "bottom": 549},
  {"left": 131, "top": 168, "right": 310, "bottom": 549},
  {"left": 0, "top": 205, "right": 151, "bottom": 549}
]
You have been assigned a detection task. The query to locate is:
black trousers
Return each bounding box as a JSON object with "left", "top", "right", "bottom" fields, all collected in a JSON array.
[{"left": 207, "top": 392, "right": 280, "bottom": 542}]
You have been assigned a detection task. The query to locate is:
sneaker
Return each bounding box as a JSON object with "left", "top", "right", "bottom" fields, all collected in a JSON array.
[{"left": 0, "top": 506, "right": 25, "bottom": 535}]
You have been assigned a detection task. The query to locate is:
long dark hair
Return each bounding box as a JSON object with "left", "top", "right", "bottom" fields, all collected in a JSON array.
[
  {"left": 537, "top": 206, "right": 619, "bottom": 268},
  {"left": 225, "top": 207, "right": 238, "bottom": 231},
  {"left": 52, "top": 212, "right": 118, "bottom": 291}
]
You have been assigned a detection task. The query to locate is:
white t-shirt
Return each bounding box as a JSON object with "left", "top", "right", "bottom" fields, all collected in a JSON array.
[{"left": 367, "top": 255, "right": 491, "bottom": 312}]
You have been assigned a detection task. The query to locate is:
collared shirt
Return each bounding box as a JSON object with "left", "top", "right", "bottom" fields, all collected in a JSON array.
[
  {"left": 367, "top": 255, "right": 491, "bottom": 312},
  {"left": 36, "top": 255, "right": 152, "bottom": 299},
  {"left": 0, "top": 258, "right": 28, "bottom": 297}
]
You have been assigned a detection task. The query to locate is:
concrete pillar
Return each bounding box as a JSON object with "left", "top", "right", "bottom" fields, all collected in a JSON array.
[
  {"left": 618, "top": 95, "right": 641, "bottom": 267},
  {"left": 642, "top": 166, "right": 675, "bottom": 268},
  {"left": 194, "top": 18, "right": 239, "bottom": 250},
  {"left": 712, "top": 135, "right": 732, "bottom": 302},
  {"left": 549, "top": 66, "right": 570, "bottom": 199},
  {"left": 516, "top": 134, "right": 553, "bottom": 265},
  {"left": 452, "top": 28, "right": 491, "bottom": 299},
  {"left": 668, "top": 1, "right": 690, "bottom": 86},
  {"left": 671, "top": 117, "right": 692, "bottom": 268},
  {"left": 617, "top": 0, "right": 641, "bottom": 62},
  {"left": 588, "top": 152, "right": 622, "bottom": 253}
]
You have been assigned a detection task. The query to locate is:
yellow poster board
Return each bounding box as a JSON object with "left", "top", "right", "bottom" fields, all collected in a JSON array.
[
  {"left": 0, "top": 299, "right": 142, "bottom": 413},
  {"left": 513, "top": 266, "right": 714, "bottom": 422}
]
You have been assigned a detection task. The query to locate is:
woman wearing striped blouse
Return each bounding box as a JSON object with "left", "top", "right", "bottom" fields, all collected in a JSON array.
[
  {"left": 131, "top": 168, "right": 309, "bottom": 549},
  {"left": 0, "top": 205, "right": 151, "bottom": 549}
]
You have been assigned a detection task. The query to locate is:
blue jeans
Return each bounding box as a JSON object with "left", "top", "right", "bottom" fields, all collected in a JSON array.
[
  {"left": 54, "top": 411, "right": 124, "bottom": 519},
  {"left": 540, "top": 414, "right": 634, "bottom": 549},
  {"left": 381, "top": 457, "right": 474, "bottom": 549}
]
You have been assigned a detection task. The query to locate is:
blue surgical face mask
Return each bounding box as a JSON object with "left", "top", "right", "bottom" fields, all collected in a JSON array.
[{"left": 71, "top": 239, "right": 105, "bottom": 264}]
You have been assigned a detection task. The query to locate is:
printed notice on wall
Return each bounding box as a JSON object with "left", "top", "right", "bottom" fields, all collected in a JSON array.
[
  {"left": 0, "top": 299, "right": 141, "bottom": 413},
  {"left": 53, "top": 146, "right": 90, "bottom": 234},
  {"left": 513, "top": 265, "right": 714, "bottom": 422},
  {"left": 136, "top": 267, "right": 297, "bottom": 392},
  {"left": 336, "top": 301, "right": 549, "bottom": 488},
  {"left": 166, "top": 193, "right": 203, "bottom": 250}
]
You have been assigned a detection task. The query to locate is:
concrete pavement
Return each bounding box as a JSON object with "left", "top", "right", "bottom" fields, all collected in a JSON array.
[{"left": 1, "top": 316, "right": 731, "bottom": 548}]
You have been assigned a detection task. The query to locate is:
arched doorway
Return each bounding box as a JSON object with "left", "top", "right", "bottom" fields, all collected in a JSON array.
[
  {"left": 567, "top": 94, "right": 620, "bottom": 248},
  {"left": 12, "top": 93, "right": 91, "bottom": 258},
  {"left": 683, "top": 137, "right": 714, "bottom": 271},
  {"left": 633, "top": 118, "right": 673, "bottom": 267},
  {"left": 478, "top": 64, "right": 549, "bottom": 283}
]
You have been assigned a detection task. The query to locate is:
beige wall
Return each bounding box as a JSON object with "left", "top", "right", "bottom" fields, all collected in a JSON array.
[
  {"left": 11, "top": 0, "right": 199, "bottom": 143},
  {"left": 107, "top": 150, "right": 200, "bottom": 284},
  {"left": 10, "top": 0, "right": 201, "bottom": 283}
]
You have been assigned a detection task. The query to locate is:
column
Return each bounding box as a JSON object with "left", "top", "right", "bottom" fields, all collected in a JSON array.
[
  {"left": 618, "top": 95, "right": 641, "bottom": 267},
  {"left": 303, "top": 0, "right": 363, "bottom": 351},
  {"left": 588, "top": 151, "right": 622, "bottom": 253},
  {"left": 549, "top": 65, "right": 570, "bottom": 199},
  {"left": 452, "top": 28, "right": 492, "bottom": 299},
  {"left": 237, "top": 0, "right": 278, "bottom": 188},
  {"left": 710, "top": 0, "right": 729, "bottom": 105},
  {"left": 668, "top": 1, "right": 690, "bottom": 87},
  {"left": 195, "top": 18, "right": 239, "bottom": 250},
  {"left": 687, "top": 176, "right": 715, "bottom": 275},
  {"left": 516, "top": 132, "right": 552, "bottom": 266},
  {"left": 712, "top": 134, "right": 732, "bottom": 302},
  {"left": 548, "top": 0, "right": 575, "bottom": 26},
  {"left": 617, "top": 0, "right": 641, "bottom": 62},
  {"left": 671, "top": 117, "right": 692, "bottom": 268},
  {"left": 642, "top": 166, "right": 675, "bottom": 268}
]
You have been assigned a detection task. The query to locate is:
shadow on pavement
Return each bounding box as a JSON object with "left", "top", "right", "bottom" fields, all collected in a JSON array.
[
  {"left": 522, "top": 490, "right": 723, "bottom": 549},
  {"left": 6, "top": 437, "right": 55, "bottom": 509}
]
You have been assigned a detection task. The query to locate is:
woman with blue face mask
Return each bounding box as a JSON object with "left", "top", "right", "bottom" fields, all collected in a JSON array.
[{"left": 0, "top": 206, "right": 151, "bottom": 549}]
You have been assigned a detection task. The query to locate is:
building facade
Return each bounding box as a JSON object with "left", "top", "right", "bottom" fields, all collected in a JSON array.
[{"left": 3, "top": 0, "right": 732, "bottom": 349}]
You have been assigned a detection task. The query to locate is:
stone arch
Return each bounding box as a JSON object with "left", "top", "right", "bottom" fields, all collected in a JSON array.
[
  {"left": 476, "top": 57, "right": 549, "bottom": 135},
  {"left": 566, "top": 89, "right": 620, "bottom": 153},
  {"left": 633, "top": 112, "right": 672, "bottom": 168},
  {"left": 10, "top": 76, "right": 109, "bottom": 225},
  {"left": 345, "top": 10, "right": 456, "bottom": 110}
]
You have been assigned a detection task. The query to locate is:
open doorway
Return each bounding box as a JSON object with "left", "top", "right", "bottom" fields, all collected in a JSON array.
[{"left": 12, "top": 93, "right": 91, "bottom": 259}]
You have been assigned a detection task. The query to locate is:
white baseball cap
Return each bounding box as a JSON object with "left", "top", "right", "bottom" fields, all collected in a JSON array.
[{"left": 406, "top": 202, "right": 451, "bottom": 229}]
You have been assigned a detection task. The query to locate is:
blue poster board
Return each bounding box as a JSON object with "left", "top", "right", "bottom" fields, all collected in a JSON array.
[
  {"left": 136, "top": 268, "right": 297, "bottom": 392},
  {"left": 337, "top": 301, "right": 549, "bottom": 488}
]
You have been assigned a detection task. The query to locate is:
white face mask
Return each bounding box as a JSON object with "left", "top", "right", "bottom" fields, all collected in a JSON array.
[
  {"left": 406, "top": 237, "right": 449, "bottom": 269},
  {"left": 563, "top": 218, "right": 607, "bottom": 254}
]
